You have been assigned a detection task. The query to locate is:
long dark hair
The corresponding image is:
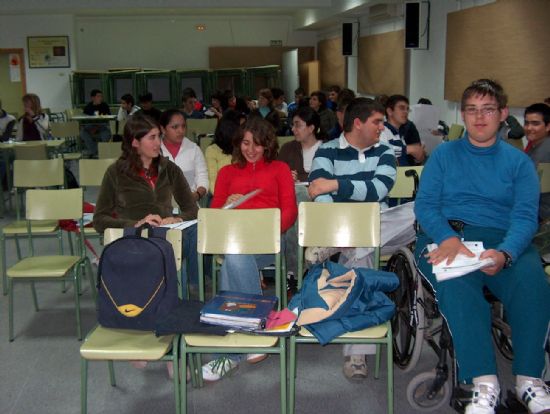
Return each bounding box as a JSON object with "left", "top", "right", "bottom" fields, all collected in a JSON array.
[
  {"left": 233, "top": 117, "right": 278, "bottom": 167},
  {"left": 117, "top": 114, "right": 160, "bottom": 178},
  {"left": 293, "top": 106, "right": 327, "bottom": 141},
  {"left": 214, "top": 110, "right": 242, "bottom": 155}
]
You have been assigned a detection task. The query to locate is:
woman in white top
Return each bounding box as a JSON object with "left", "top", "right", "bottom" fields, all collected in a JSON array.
[
  {"left": 278, "top": 106, "right": 326, "bottom": 182},
  {"left": 116, "top": 93, "right": 141, "bottom": 122},
  {"left": 159, "top": 109, "right": 209, "bottom": 202},
  {"left": 15, "top": 93, "right": 50, "bottom": 141}
]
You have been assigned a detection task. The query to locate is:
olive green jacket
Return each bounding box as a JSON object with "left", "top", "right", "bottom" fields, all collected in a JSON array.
[{"left": 93, "top": 157, "right": 198, "bottom": 233}]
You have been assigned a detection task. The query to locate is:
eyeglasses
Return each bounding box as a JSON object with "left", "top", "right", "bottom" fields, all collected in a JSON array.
[
  {"left": 464, "top": 106, "right": 499, "bottom": 117},
  {"left": 292, "top": 122, "right": 307, "bottom": 128}
]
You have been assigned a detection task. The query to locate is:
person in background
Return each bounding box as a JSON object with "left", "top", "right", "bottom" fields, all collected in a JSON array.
[
  {"left": 82, "top": 89, "right": 111, "bottom": 157},
  {"left": 159, "top": 109, "right": 208, "bottom": 203},
  {"left": 329, "top": 88, "right": 356, "bottom": 140},
  {"left": 117, "top": 93, "right": 141, "bottom": 122},
  {"left": 15, "top": 93, "right": 50, "bottom": 141},
  {"left": 250, "top": 88, "right": 282, "bottom": 133},
  {"left": 205, "top": 90, "right": 224, "bottom": 120},
  {"left": 309, "top": 90, "right": 337, "bottom": 136},
  {"left": 0, "top": 99, "right": 16, "bottom": 142},
  {"left": 138, "top": 92, "right": 162, "bottom": 122},
  {"left": 205, "top": 116, "right": 297, "bottom": 382},
  {"left": 287, "top": 87, "right": 306, "bottom": 121},
  {"left": 205, "top": 110, "right": 242, "bottom": 194},
  {"left": 327, "top": 85, "right": 341, "bottom": 111},
  {"left": 499, "top": 114, "right": 524, "bottom": 140},
  {"left": 271, "top": 87, "right": 288, "bottom": 117},
  {"left": 181, "top": 88, "right": 204, "bottom": 120}
]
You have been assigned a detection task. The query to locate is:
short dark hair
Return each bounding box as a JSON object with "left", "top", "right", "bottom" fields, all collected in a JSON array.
[
  {"left": 138, "top": 92, "right": 153, "bottom": 103},
  {"left": 159, "top": 108, "right": 185, "bottom": 128},
  {"left": 328, "top": 85, "right": 341, "bottom": 94},
  {"left": 271, "top": 87, "right": 284, "bottom": 100},
  {"left": 121, "top": 94, "right": 134, "bottom": 106},
  {"left": 343, "top": 97, "right": 384, "bottom": 133},
  {"left": 182, "top": 87, "right": 197, "bottom": 102},
  {"left": 294, "top": 87, "right": 305, "bottom": 96},
  {"left": 418, "top": 97, "right": 432, "bottom": 105},
  {"left": 336, "top": 88, "right": 356, "bottom": 112},
  {"left": 310, "top": 91, "right": 327, "bottom": 110},
  {"left": 461, "top": 79, "right": 507, "bottom": 110},
  {"left": 385, "top": 95, "right": 409, "bottom": 111},
  {"left": 90, "top": 89, "right": 102, "bottom": 97},
  {"left": 233, "top": 117, "right": 278, "bottom": 166},
  {"left": 525, "top": 103, "right": 550, "bottom": 125}
]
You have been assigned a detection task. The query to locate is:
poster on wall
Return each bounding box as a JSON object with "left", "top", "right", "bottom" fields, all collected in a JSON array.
[
  {"left": 27, "top": 36, "right": 70, "bottom": 68},
  {"left": 9, "top": 54, "right": 21, "bottom": 82}
]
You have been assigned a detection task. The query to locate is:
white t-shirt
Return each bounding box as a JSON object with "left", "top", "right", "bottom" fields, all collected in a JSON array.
[{"left": 302, "top": 140, "right": 322, "bottom": 173}]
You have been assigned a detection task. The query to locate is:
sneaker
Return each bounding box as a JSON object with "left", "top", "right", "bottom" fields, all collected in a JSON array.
[
  {"left": 246, "top": 353, "right": 268, "bottom": 364},
  {"left": 305, "top": 247, "right": 341, "bottom": 264},
  {"left": 465, "top": 382, "right": 499, "bottom": 414},
  {"left": 343, "top": 355, "right": 368, "bottom": 383},
  {"left": 202, "top": 357, "right": 238, "bottom": 382},
  {"left": 516, "top": 378, "right": 550, "bottom": 413}
]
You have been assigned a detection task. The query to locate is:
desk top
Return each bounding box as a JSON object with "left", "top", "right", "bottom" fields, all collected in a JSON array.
[
  {"left": 71, "top": 115, "right": 117, "bottom": 121},
  {"left": 0, "top": 139, "right": 66, "bottom": 149}
]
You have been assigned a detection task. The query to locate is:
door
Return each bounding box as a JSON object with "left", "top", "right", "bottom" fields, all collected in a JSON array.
[{"left": 0, "top": 49, "right": 26, "bottom": 117}]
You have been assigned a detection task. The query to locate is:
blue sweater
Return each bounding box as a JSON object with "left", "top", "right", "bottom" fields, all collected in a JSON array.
[
  {"left": 415, "top": 137, "right": 539, "bottom": 260},
  {"left": 308, "top": 134, "right": 396, "bottom": 205}
]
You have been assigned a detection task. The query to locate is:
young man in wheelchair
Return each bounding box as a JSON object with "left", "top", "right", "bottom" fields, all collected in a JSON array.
[{"left": 414, "top": 79, "right": 550, "bottom": 414}]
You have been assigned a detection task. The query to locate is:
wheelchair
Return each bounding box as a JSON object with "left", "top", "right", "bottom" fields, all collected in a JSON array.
[{"left": 386, "top": 246, "right": 515, "bottom": 412}]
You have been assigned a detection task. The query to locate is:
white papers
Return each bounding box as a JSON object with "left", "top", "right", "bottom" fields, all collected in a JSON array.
[
  {"left": 161, "top": 219, "right": 197, "bottom": 230},
  {"left": 428, "top": 241, "right": 495, "bottom": 281},
  {"left": 223, "top": 188, "right": 262, "bottom": 209}
]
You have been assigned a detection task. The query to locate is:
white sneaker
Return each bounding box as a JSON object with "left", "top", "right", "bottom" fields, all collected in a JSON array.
[
  {"left": 201, "top": 357, "right": 238, "bottom": 382},
  {"left": 516, "top": 378, "right": 550, "bottom": 413},
  {"left": 465, "top": 382, "right": 499, "bottom": 414},
  {"left": 304, "top": 247, "right": 341, "bottom": 264}
]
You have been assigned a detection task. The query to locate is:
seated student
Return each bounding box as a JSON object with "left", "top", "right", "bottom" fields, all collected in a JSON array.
[
  {"left": 309, "top": 90, "right": 337, "bottom": 135},
  {"left": 15, "top": 93, "right": 50, "bottom": 141},
  {"left": 138, "top": 92, "right": 162, "bottom": 122},
  {"left": 271, "top": 87, "right": 288, "bottom": 117},
  {"left": 0, "top": 99, "right": 16, "bottom": 142},
  {"left": 224, "top": 89, "right": 249, "bottom": 115},
  {"left": 379, "top": 94, "right": 425, "bottom": 166},
  {"left": 82, "top": 89, "right": 111, "bottom": 157},
  {"left": 205, "top": 90, "right": 224, "bottom": 120},
  {"left": 205, "top": 117, "right": 297, "bottom": 381},
  {"left": 524, "top": 103, "right": 550, "bottom": 221},
  {"left": 327, "top": 85, "right": 341, "bottom": 111},
  {"left": 279, "top": 106, "right": 326, "bottom": 182},
  {"left": 415, "top": 79, "right": 550, "bottom": 414},
  {"left": 249, "top": 88, "right": 282, "bottom": 133},
  {"left": 205, "top": 110, "right": 242, "bottom": 194},
  {"left": 287, "top": 87, "right": 305, "bottom": 121},
  {"left": 181, "top": 88, "right": 204, "bottom": 120},
  {"left": 117, "top": 93, "right": 141, "bottom": 122},
  {"left": 159, "top": 109, "right": 208, "bottom": 203},
  {"left": 328, "top": 88, "right": 356, "bottom": 140}
]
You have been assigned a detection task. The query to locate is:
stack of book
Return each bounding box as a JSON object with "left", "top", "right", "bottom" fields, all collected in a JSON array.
[
  {"left": 200, "top": 291, "right": 278, "bottom": 331},
  {"left": 428, "top": 241, "right": 495, "bottom": 281}
]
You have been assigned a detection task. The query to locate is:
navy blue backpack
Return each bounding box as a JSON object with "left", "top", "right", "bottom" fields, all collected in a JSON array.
[{"left": 97, "top": 226, "right": 180, "bottom": 330}]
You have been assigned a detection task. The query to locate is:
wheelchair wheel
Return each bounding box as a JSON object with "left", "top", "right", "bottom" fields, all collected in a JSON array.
[
  {"left": 387, "top": 247, "right": 424, "bottom": 372},
  {"left": 407, "top": 371, "right": 451, "bottom": 412},
  {"left": 490, "top": 301, "right": 514, "bottom": 361}
]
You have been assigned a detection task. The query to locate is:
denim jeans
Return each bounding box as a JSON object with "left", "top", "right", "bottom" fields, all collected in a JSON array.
[
  {"left": 181, "top": 224, "right": 198, "bottom": 291},
  {"left": 81, "top": 124, "right": 111, "bottom": 157},
  {"left": 219, "top": 253, "right": 275, "bottom": 295}
]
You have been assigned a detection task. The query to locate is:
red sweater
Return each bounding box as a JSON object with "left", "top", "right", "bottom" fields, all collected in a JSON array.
[{"left": 211, "top": 159, "right": 297, "bottom": 232}]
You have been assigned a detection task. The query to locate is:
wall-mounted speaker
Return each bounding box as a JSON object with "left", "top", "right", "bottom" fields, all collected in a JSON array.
[
  {"left": 342, "top": 23, "right": 353, "bottom": 56},
  {"left": 405, "top": 1, "right": 430, "bottom": 49}
]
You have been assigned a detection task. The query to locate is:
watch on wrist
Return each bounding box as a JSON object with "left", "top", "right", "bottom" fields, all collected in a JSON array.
[{"left": 500, "top": 250, "right": 513, "bottom": 268}]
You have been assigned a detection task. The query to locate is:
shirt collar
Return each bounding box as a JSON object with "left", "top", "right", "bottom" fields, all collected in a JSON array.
[{"left": 339, "top": 133, "right": 379, "bottom": 163}]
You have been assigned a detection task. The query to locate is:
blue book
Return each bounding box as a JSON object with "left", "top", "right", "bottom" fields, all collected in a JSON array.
[{"left": 200, "top": 291, "right": 278, "bottom": 330}]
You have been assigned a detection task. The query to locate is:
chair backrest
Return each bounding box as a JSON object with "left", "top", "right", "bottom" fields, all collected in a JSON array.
[
  {"left": 14, "top": 142, "right": 48, "bottom": 160},
  {"left": 277, "top": 136, "right": 295, "bottom": 148},
  {"left": 186, "top": 118, "right": 218, "bottom": 142},
  {"left": 447, "top": 124, "right": 464, "bottom": 141},
  {"left": 79, "top": 158, "right": 116, "bottom": 187},
  {"left": 26, "top": 188, "right": 83, "bottom": 220},
  {"left": 504, "top": 137, "right": 524, "bottom": 151},
  {"left": 388, "top": 166, "right": 423, "bottom": 199},
  {"left": 50, "top": 121, "right": 80, "bottom": 138},
  {"left": 199, "top": 136, "right": 214, "bottom": 154},
  {"left": 98, "top": 142, "right": 122, "bottom": 159},
  {"left": 298, "top": 202, "right": 380, "bottom": 248},
  {"left": 13, "top": 158, "right": 65, "bottom": 188},
  {"left": 66, "top": 107, "right": 83, "bottom": 119},
  {"left": 103, "top": 228, "right": 183, "bottom": 272},
  {"left": 197, "top": 208, "right": 281, "bottom": 255},
  {"left": 538, "top": 162, "right": 550, "bottom": 193}
]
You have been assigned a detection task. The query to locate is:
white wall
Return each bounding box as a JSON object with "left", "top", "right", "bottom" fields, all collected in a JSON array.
[
  {"left": 0, "top": 14, "right": 76, "bottom": 112},
  {"left": 75, "top": 15, "right": 317, "bottom": 70}
]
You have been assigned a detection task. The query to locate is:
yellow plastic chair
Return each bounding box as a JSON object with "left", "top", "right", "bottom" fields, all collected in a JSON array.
[
  {"left": 50, "top": 121, "right": 82, "bottom": 160},
  {"left": 186, "top": 118, "right": 217, "bottom": 143},
  {"left": 180, "top": 208, "right": 287, "bottom": 414},
  {"left": 1, "top": 159, "right": 65, "bottom": 295},
  {"left": 277, "top": 135, "right": 295, "bottom": 148},
  {"left": 7, "top": 188, "right": 94, "bottom": 341},
  {"left": 388, "top": 166, "right": 423, "bottom": 201},
  {"left": 98, "top": 142, "right": 122, "bottom": 159},
  {"left": 447, "top": 124, "right": 464, "bottom": 141},
  {"left": 538, "top": 162, "right": 550, "bottom": 193},
  {"left": 80, "top": 227, "right": 183, "bottom": 414},
  {"left": 199, "top": 135, "right": 213, "bottom": 154},
  {"left": 14, "top": 142, "right": 48, "bottom": 160},
  {"left": 289, "top": 202, "right": 394, "bottom": 414}
]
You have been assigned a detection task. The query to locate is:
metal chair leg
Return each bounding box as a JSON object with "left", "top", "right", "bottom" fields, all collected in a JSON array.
[
  {"left": 31, "top": 281, "right": 39, "bottom": 311},
  {"left": 108, "top": 361, "right": 116, "bottom": 386},
  {"left": 81, "top": 358, "right": 88, "bottom": 414},
  {"left": 8, "top": 278, "right": 14, "bottom": 341},
  {"left": 74, "top": 269, "right": 82, "bottom": 340}
]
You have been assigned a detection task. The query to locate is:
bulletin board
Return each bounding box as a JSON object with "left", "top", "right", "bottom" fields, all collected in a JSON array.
[
  {"left": 317, "top": 37, "right": 346, "bottom": 90},
  {"left": 357, "top": 30, "right": 406, "bottom": 96},
  {"left": 445, "top": 0, "right": 550, "bottom": 107}
]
